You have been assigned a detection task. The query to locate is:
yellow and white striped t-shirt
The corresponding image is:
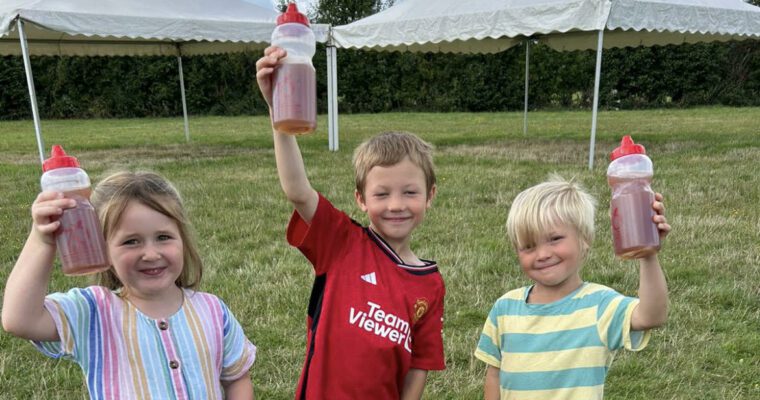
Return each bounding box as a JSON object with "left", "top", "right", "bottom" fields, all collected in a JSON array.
[{"left": 475, "top": 282, "right": 649, "bottom": 400}]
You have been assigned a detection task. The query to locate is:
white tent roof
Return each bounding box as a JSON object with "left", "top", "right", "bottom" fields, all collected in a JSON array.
[
  {"left": 0, "top": 0, "right": 329, "bottom": 56},
  {"left": 330, "top": 0, "right": 760, "bottom": 169},
  {"left": 0, "top": 0, "right": 337, "bottom": 162},
  {"left": 331, "top": 0, "right": 760, "bottom": 53}
]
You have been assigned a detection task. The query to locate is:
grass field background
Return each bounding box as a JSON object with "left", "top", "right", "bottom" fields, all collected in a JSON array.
[{"left": 0, "top": 107, "right": 758, "bottom": 398}]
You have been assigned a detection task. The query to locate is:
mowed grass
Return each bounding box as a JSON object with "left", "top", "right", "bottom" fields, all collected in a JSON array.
[{"left": 0, "top": 107, "right": 758, "bottom": 399}]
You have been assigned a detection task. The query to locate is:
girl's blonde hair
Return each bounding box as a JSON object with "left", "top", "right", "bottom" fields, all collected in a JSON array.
[
  {"left": 90, "top": 171, "right": 202, "bottom": 290},
  {"left": 506, "top": 175, "right": 597, "bottom": 253},
  {"left": 352, "top": 131, "right": 436, "bottom": 198}
]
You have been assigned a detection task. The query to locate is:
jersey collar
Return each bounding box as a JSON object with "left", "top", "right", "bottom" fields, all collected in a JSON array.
[{"left": 365, "top": 227, "right": 439, "bottom": 275}]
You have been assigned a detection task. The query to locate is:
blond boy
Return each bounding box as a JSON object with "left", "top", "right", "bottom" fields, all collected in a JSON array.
[{"left": 475, "top": 176, "right": 670, "bottom": 399}]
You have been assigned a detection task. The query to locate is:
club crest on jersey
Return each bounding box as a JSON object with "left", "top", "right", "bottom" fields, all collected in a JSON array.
[{"left": 413, "top": 298, "right": 429, "bottom": 323}]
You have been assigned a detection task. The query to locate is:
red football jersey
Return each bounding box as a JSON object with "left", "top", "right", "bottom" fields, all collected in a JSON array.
[{"left": 287, "top": 194, "right": 446, "bottom": 400}]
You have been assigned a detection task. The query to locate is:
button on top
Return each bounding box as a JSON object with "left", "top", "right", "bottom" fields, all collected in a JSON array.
[
  {"left": 169, "top": 360, "right": 179, "bottom": 369},
  {"left": 158, "top": 321, "right": 168, "bottom": 330}
]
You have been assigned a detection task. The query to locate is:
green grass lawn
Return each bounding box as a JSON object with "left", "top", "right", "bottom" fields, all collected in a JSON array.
[{"left": 0, "top": 107, "right": 759, "bottom": 399}]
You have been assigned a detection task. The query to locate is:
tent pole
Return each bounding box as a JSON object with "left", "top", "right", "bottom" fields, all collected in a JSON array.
[
  {"left": 176, "top": 50, "right": 191, "bottom": 142},
  {"left": 588, "top": 29, "right": 604, "bottom": 170},
  {"left": 326, "top": 45, "right": 339, "bottom": 151},
  {"left": 18, "top": 19, "right": 45, "bottom": 164},
  {"left": 326, "top": 45, "right": 334, "bottom": 151},
  {"left": 331, "top": 46, "right": 339, "bottom": 151},
  {"left": 523, "top": 39, "right": 530, "bottom": 135}
]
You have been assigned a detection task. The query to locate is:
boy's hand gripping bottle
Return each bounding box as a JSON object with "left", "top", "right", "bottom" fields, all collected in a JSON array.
[
  {"left": 41, "top": 145, "right": 109, "bottom": 275},
  {"left": 607, "top": 136, "right": 660, "bottom": 259},
  {"left": 271, "top": 2, "right": 317, "bottom": 135}
]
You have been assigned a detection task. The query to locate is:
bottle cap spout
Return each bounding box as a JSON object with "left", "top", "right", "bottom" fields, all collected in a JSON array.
[
  {"left": 610, "top": 135, "right": 646, "bottom": 161},
  {"left": 277, "top": 2, "right": 310, "bottom": 26},
  {"left": 43, "top": 145, "right": 81, "bottom": 171}
]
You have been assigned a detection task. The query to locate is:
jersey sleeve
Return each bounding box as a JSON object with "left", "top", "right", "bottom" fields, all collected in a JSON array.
[
  {"left": 286, "top": 193, "right": 355, "bottom": 275},
  {"left": 596, "top": 290, "right": 651, "bottom": 351},
  {"left": 31, "top": 286, "right": 98, "bottom": 364},
  {"left": 410, "top": 281, "right": 446, "bottom": 371},
  {"left": 219, "top": 299, "right": 257, "bottom": 381},
  {"left": 474, "top": 300, "right": 503, "bottom": 368}
]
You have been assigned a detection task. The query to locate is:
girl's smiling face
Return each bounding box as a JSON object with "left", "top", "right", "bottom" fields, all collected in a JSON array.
[{"left": 107, "top": 200, "right": 184, "bottom": 303}]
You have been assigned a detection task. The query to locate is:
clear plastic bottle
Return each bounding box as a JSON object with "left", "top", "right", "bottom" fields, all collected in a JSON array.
[
  {"left": 41, "top": 145, "right": 109, "bottom": 276},
  {"left": 607, "top": 136, "right": 660, "bottom": 259},
  {"left": 271, "top": 2, "right": 317, "bottom": 135}
]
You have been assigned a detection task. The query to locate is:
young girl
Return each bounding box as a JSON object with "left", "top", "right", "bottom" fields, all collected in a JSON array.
[{"left": 2, "top": 171, "right": 256, "bottom": 399}]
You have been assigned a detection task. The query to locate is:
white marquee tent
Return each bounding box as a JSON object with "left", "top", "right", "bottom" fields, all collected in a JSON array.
[
  {"left": 332, "top": 0, "right": 760, "bottom": 168},
  {"left": 0, "top": 0, "right": 335, "bottom": 163}
]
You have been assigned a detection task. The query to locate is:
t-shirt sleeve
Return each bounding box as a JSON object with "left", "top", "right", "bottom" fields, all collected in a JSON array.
[
  {"left": 597, "top": 290, "right": 651, "bottom": 351},
  {"left": 219, "top": 299, "right": 257, "bottom": 381},
  {"left": 410, "top": 281, "right": 446, "bottom": 371},
  {"left": 31, "top": 287, "right": 97, "bottom": 363},
  {"left": 474, "top": 301, "right": 502, "bottom": 368},
  {"left": 286, "top": 193, "right": 354, "bottom": 275}
]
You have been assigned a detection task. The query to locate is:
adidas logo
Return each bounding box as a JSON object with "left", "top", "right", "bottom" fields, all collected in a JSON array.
[{"left": 360, "top": 272, "right": 377, "bottom": 285}]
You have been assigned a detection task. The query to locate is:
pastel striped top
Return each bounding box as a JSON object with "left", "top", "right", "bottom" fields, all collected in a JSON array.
[
  {"left": 475, "top": 282, "right": 649, "bottom": 400},
  {"left": 33, "top": 286, "right": 256, "bottom": 400}
]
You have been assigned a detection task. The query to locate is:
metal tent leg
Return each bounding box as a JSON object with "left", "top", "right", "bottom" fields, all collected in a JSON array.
[
  {"left": 326, "top": 45, "right": 339, "bottom": 151},
  {"left": 18, "top": 19, "right": 45, "bottom": 164},
  {"left": 523, "top": 39, "right": 530, "bottom": 135},
  {"left": 177, "top": 53, "right": 191, "bottom": 142},
  {"left": 588, "top": 29, "right": 604, "bottom": 170}
]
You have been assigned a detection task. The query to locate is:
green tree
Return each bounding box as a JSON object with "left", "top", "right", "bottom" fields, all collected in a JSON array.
[{"left": 315, "top": 0, "right": 392, "bottom": 25}]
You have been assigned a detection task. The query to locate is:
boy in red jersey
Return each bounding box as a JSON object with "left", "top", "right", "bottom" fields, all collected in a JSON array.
[{"left": 256, "top": 47, "right": 445, "bottom": 400}]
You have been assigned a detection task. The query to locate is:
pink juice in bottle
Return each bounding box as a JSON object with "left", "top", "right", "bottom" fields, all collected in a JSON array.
[
  {"left": 608, "top": 177, "right": 660, "bottom": 259},
  {"left": 272, "top": 62, "right": 317, "bottom": 135},
  {"left": 56, "top": 189, "right": 109, "bottom": 275},
  {"left": 607, "top": 136, "right": 660, "bottom": 260},
  {"left": 271, "top": 3, "right": 317, "bottom": 135},
  {"left": 42, "top": 146, "right": 109, "bottom": 276}
]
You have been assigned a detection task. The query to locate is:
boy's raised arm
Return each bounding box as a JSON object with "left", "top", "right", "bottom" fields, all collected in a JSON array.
[
  {"left": 256, "top": 46, "right": 318, "bottom": 222},
  {"left": 1, "top": 191, "right": 67, "bottom": 341},
  {"left": 631, "top": 192, "right": 671, "bottom": 331},
  {"left": 273, "top": 134, "right": 318, "bottom": 222}
]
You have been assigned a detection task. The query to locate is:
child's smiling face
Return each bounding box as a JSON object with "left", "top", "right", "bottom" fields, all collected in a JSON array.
[
  {"left": 355, "top": 157, "right": 435, "bottom": 252},
  {"left": 517, "top": 223, "right": 587, "bottom": 303},
  {"left": 107, "top": 200, "right": 184, "bottom": 302}
]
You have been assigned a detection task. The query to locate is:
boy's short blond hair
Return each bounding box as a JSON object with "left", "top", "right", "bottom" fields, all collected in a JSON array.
[
  {"left": 352, "top": 131, "right": 436, "bottom": 197},
  {"left": 506, "top": 175, "right": 597, "bottom": 252}
]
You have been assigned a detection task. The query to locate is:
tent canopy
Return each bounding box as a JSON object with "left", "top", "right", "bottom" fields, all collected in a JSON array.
[
  {"left": 0, "top": 0, "right": 330, "bottom": 56},
  {"left": 331, "top": 0, "right": 760, "bottom": 52},
  {"left": 0, "top": 0, "right": 336, "bottom": 163},
  {"left": 331, "top": 0, "right": 760, "bottom": 169}
]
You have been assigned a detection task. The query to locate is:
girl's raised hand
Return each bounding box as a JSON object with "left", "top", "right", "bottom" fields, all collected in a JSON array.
[
  {"left": 31, "top": 191, "right": 76, "bottom": 245},
  {"left": 255, "top": 46, "right": 287, "bottom": 109}
]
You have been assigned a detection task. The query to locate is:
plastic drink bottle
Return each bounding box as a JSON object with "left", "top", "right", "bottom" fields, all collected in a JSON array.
[
  {"left": 607, "top": 136, "right": 660, "bottom": 259},
  {"left": 41, "top": 145, "right": 109, "bottom": 276},
  {"left": 271, "top": 2, "right": 317, "bottom": 135}
]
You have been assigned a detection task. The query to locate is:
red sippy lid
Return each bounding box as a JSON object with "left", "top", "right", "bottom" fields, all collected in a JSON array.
[
  {"left": 42, "top": 145, "right": 80, "bottom": 172},
  {"left": 610, "top": 135, "right": 646, "bottom": 161},
  {"left": 277, "top": 2, "right": 310, "bottom": 26}
]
